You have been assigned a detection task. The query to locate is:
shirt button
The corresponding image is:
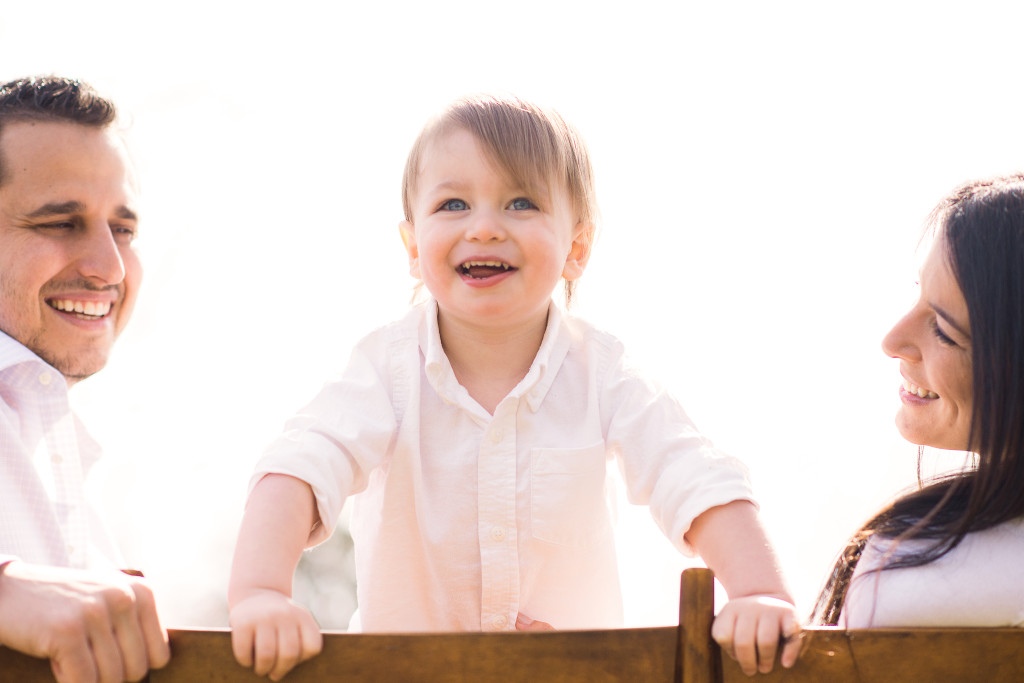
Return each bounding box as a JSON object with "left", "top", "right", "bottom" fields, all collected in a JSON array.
[
  {"left": 38, "top": 372, "right": 52, "bottom": 386},
  {"left": 51, "top": 453, "right": 63, "bottom": 465},
  {"left": 492, "top": 614, "right": 508, "bottom": 629},
  {"left": 490, "top": 526, "right": 506, "bottom": 542},
  {"left": 489, "top": 429, "right": 503, "bottom": 444}
]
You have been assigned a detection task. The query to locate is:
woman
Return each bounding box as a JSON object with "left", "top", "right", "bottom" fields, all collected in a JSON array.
[{"left": 815, "top": 174, "right": 1024, "bottom": 627}]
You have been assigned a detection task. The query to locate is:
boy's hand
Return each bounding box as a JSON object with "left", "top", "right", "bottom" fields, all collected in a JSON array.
[
  {"left": 711, "top": 594, "right": 801, "bottom": 676},
  {"left": 515, "top": 613, "right": 555, "bottom": 631},
  {"left": 229, "top": 590, "right": 322, "bottom": 681}
]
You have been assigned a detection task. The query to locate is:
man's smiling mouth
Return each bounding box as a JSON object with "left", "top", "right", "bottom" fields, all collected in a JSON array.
[
  {"left": 47, "top": 299, "right": 112, "bottom": 320},
  {"left": 459, "top": 261, "right": 515, "bottom": 279}
]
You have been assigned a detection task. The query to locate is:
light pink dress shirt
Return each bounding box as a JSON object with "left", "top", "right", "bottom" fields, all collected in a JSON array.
[
  {"left": 252, "top": 300, "right": 754, "bottom": 632},
  {"left": 0, "top": 331, "right": 121, "bottom": 571}
]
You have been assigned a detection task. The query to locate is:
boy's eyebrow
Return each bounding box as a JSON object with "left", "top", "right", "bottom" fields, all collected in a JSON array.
[
  {"left": 425, "top": 180, "right": 467, "bottom": 193},
  {"left": 932, "top": 303, "right": 970, "bottom": 339}
]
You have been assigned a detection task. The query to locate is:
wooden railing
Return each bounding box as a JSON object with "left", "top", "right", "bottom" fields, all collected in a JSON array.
[{"left": 2, "top": 568, "right": 1023, "bottom": 682}]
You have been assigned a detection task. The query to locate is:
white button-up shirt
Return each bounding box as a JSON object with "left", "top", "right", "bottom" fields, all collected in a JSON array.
[
  {"left": 0, "top": 331, "right": 121, "bottom": 570},
  {"left": 843, "top": 517, "right": 1024, "bottom": 627},
  {"left": 253, "top": 300, "right": 754, "bottom": 631}
]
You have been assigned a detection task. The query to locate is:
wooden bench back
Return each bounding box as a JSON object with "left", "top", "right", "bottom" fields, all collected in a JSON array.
[{"left": 2, "top": 568, "right": 1022, "bottom": 681}]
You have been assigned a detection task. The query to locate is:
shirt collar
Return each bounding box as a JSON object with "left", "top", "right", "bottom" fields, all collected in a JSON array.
[
  {"left": 419, "top": 298, "right": 570, "bottom": 413},
  {"left": 0, "top": 330, "right": 66, "bottom": 388}
]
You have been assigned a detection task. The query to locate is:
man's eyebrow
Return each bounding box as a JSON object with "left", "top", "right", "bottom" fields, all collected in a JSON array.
[
  {"left": 933, "top": 303, "right": 971, "bottom": 339},
  {"left": 26, "top": 201, "right": 85, "bottom": 217},
  {"left": 26, "top": 201, "right": 138, "bottom": 222},
  {"left": 114, "top": 206, "right": 139, "bottom": 221}
]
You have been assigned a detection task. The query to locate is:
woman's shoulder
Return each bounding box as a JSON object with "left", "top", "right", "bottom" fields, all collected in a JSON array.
[{"left": 844, "top": 518, "right": 1024, "bottom": 627}]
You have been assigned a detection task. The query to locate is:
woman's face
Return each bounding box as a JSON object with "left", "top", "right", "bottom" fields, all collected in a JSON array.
[{"left": 882, "top": 235, "right": 974, "bottom": 451}]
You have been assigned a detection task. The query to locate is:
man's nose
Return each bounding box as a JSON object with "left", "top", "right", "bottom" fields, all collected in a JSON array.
[{"left": 75, "top": 222, "right": 126, "bottom": 284}]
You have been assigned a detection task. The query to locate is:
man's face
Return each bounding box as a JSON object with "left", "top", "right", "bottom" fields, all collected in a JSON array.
[{"left": 0, "top": 120, "right": 141, "bottom": 384}]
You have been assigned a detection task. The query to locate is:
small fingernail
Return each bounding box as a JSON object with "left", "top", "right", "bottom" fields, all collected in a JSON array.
[{"left": 516, "top": 613, "right": 533, "bottom": 626}]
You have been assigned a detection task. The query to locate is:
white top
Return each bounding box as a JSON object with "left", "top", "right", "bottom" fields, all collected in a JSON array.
[
  {"left": 0, "top": 331, "right": 121, "bottom": 570},
  {"left": 253, "top": 299, "right": 755, "bottom": 632},
  {"left": 843, "top": 517, "right": 1024, "bottom": 627}
]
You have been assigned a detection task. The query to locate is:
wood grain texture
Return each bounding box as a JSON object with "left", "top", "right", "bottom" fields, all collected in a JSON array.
[{"left": 3, "top": 569, "right": 1023, "bottom": 682}]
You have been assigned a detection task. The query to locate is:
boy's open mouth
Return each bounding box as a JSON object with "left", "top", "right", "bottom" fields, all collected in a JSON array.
[{"left": 458, "top": 260, "right": 515, "bottom": 279}]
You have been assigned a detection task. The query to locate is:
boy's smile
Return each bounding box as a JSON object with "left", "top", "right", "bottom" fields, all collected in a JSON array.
[
  {"left": 458, "top": 259, "right": 516, "bottom": 285},
  {"left": 400, "top": 127, "right": 587, "bottom": 335}
]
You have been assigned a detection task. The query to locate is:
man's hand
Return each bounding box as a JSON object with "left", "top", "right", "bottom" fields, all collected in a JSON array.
[
  {"left": 229, "top": 589, "right": 322, "bottom": 681},
  {"left": 0, "top": 561, "right": 170, "bottom": 683}
]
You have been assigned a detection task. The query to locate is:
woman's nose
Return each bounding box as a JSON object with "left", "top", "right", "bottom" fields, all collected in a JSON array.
[{"left": 881, "top": 310, "right": 921, "bottom": 361}]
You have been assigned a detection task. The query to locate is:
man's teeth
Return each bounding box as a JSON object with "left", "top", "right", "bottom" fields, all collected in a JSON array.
[
  {"left": 903, "top": 380, "right": 939, "bottom": 399},
  {"left": 49, "top": 300, "right": 111, "bottom": 317}
]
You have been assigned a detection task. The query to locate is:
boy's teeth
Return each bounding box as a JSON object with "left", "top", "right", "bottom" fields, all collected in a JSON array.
[
  {"left": 460, "top": 261, "right": 513, "bottom": 278},
  {"left": 463, "top": 261, "right": 510, "bottom": 269},
  {"left": 903, "top": 379, "right": 939, "bottom": 399}
]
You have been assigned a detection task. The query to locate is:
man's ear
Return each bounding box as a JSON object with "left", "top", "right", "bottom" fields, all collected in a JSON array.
[
  {"left": 399, "top": 220, "right": 421, "bottom": 279},
  {"left": 562, "top": 220, "right": 594, "bottom": 281}
]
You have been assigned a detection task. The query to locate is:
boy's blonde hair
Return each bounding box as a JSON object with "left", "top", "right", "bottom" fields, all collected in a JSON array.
[{"left": 401, "top": 93, "right": 598, "bottom": 305}]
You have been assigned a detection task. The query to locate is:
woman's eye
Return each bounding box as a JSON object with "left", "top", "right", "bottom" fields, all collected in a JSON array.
[
  {"left": 509, "top": 197, "right": 536, "bottom": 211},
  {"left": 931, "top": 319, "right": 958, "bottom": 347},
  {"left": 440, "top": 199, "right": 468, "bottom": 211}
]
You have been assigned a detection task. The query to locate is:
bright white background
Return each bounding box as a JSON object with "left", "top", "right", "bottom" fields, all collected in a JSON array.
[{"left": 3, "top": 1, "right": 1023, "bottom": 628}]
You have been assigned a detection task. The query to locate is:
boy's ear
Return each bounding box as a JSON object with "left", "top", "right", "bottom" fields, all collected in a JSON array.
[
  {"left": 399, "top": 220, "right": 421, "bottom": 279},
  {"left": 562, "top": 220, "right": 593, "bottom": 281}
]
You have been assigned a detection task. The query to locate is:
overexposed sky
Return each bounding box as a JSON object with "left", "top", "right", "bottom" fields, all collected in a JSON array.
[{"left": 3, "top": 1, "right": 1024, "bottom": 627}]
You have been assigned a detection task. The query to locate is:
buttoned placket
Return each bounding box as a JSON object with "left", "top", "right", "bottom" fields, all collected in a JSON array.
[
  {"left": 478, "top": 395, "right": 521, "bottom": 631},
  {"left": 35, "top": 369, "right": 91, "bottom": 569}
]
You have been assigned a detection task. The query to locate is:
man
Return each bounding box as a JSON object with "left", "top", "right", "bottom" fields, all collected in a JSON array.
[{"left": 0, "top": 76, "right": 169, "bottom": 682}]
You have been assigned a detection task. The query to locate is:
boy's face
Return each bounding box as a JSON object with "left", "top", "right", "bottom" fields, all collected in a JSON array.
[{"left": 400, "top": 127, "right": 588, "bottom": 333}]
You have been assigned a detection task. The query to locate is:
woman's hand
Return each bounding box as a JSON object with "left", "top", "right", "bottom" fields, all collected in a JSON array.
[
  {"left": 229, "top": 589, "right": 322, "bottom": 681},
  {"left": 711, "top": 594, "right": 802, "bottom": 676}
]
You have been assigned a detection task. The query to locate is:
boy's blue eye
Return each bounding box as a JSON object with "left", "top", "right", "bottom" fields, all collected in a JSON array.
[
  {"left": 509, "top": 197, "right": 536, "bottom": 210},
  {"left": 440, "top": 199, "right": 468, "bottom": 211}
]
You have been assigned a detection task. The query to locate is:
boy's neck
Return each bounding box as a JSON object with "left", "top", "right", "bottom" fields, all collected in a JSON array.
[{"left": 437, "top": 309, "right": 549, "bottom": 415}]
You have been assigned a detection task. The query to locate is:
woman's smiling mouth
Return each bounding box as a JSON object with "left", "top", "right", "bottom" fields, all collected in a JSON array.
[{"left": 902, "top": 379, "right": 939, "bottom": 399}]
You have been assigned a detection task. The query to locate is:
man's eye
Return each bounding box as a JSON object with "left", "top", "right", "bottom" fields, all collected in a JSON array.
[
  {"left": 509, "top": 198, "right": 536, "bottom": 210},
  {"left": 440, "top": 199, "right": 468, "bottom": 211},
  {"left": 39, "top": 221, "right": 76, "bottom": 230}
]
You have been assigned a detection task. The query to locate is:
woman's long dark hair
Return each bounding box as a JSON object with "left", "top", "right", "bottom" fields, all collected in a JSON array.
[{"left": 814, "top": 174, "right": 1024, "bottom": 625}]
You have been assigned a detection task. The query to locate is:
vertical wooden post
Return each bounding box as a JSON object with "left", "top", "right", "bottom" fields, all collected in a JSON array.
[{"left": 678, "top": 567, "right": 718, "bottom": 683}]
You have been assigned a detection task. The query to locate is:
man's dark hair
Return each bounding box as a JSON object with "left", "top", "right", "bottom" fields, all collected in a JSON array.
[{"left": 0, "top": 75, "right": 117, "bottom": 184}]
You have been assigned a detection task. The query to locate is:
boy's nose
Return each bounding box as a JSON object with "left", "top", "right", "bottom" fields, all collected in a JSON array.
[{"left": 465, "top": 210, "right": 507, "bottom": 242}]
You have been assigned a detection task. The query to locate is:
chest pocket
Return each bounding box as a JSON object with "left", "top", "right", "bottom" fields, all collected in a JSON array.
[{"left": 530, "top": 442, "right": 612, "bottom": 548}]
